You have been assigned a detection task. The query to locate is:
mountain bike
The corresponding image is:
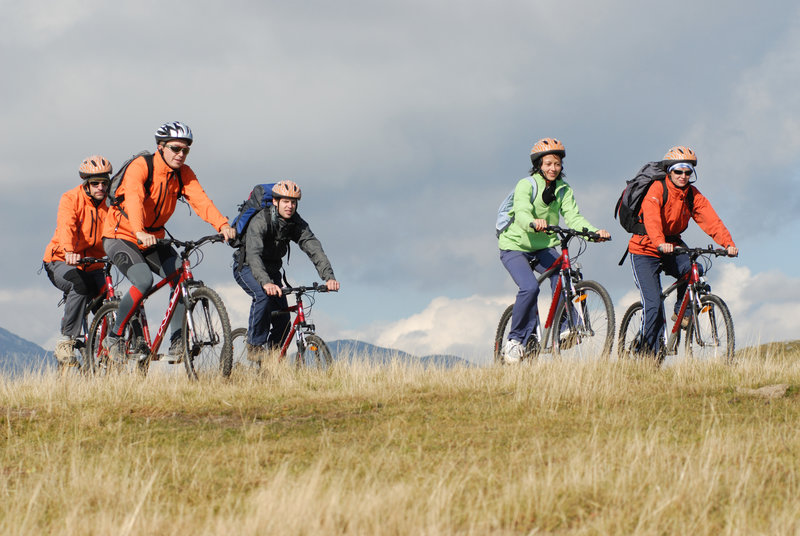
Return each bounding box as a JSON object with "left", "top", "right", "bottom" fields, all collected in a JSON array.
[
  {"left": 57, "top": 257, "right": 118, "bottom": 374},
  {"left": 86, "top": 234, "right": 233, "bottom": 380},
  {"left": 231, "top": 283, "right": 334, "bottom": 371},
  {"left": 617, "top": 246, "right": 735, "bottom": 364},
  {"left": 494, "top": 226, "right": 615, "bottom": 363}
]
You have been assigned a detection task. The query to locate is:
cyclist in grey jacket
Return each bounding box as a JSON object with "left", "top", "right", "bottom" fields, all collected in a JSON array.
[{"left": 233, "top": 180, "right": 339, "bottom": 363}]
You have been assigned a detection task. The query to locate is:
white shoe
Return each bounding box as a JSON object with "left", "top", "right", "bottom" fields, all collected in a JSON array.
[{"left": 504, "top": 339, "right": 523, "bottom": 364}]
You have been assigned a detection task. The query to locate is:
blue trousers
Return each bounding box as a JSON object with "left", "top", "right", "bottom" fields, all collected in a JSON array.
[
  {"left": 233, "top": 264, "right": 290, "bottom": 347},
  {"left": 500, "top": 248, "right": 560, "bottom": 344},
  {"left": 630, "top": 252, "right": 701, "bottom": 353}
]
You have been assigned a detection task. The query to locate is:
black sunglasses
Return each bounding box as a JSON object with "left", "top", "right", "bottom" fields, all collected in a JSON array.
[
  {"left": 672, "top": 169, "right": 693, "bottom": 176},
  {"left": 166, "top": 144, "right": 191, "bottom": 155}
]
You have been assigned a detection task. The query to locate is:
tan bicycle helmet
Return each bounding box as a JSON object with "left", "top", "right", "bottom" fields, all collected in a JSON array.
[
  {"left": 662, "top": 146, "right": 698, "bottom": 166},
  {"left": 78, "top": 155, "right": 113, "bottom": 180},
  {"left": 272, "top": 180, "right": 302, "bottom": 200},
  {"left": 530, "top": 138, "right": 566, "bottom": 164}
]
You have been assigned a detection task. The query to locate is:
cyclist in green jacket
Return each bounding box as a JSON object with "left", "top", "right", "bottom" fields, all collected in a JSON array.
[{"left": 498, "top": 138, "right": 610, "bottom": 364}]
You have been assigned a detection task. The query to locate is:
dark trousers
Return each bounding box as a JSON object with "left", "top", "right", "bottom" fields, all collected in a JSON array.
[
  {"left": 45, "top": 261, "right": 104, "bottom": 338},
  {"left": 233, "top": 264, "right": 290, "bottom": 347},
  {"left": 630, "top": 252, "right": 700, "bottom": 352},
  {"left": 500, "top": 248, "right": 560, "bottom": 344}
]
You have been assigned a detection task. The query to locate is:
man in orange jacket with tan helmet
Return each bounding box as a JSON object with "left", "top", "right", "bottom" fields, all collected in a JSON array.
[{"left": 43, "top": 155, "right": 112, "bottom": 366}]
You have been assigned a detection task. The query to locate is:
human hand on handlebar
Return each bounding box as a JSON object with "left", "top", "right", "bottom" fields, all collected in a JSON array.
[
  {"left": 136, "top": 231, "right": 158, "bottom": 248},
  {"left": 219, "top": 224, "right": 236, "bottom": 243},
  {"left": 263, "top": 283, "right": 283, "bottom": 297},
  {"left": 657, "top": 243, "right": 674, "bottom": 254},
  {"left": 726, "top": 245, "right": 738, "bottom": 257},
  {"left": 64, "top": 252, "right": 81, "bottom": 265},
  {"left": 531, "top": 219, "right": 548, "bottom": 231},
  {"left": 326, "top": 279, "right": 340, "bottom": 292}
]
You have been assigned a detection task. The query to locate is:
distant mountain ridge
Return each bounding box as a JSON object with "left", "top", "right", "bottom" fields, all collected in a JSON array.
[
  {"left": 0, "top": 327, "right": 473, "bottom": 377},
  {"left": 0, "top": 326, "right": 53, "bottom": 376},
  {"left": 326, "top": 339, "right": 473, "bottom": 368}
]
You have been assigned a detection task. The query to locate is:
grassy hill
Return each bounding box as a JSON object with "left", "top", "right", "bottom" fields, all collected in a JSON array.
[{"left": 2, "top": 347, "right": 800, "bottom": 534}]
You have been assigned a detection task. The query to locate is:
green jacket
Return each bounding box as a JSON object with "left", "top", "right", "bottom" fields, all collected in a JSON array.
[{"left": 497, "top": 173, "right": 597, "bottom": 251}]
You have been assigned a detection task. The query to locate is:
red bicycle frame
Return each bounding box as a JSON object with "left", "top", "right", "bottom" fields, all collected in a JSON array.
[
  {"left": 130, "top": 256, "right": 195, "bottom": 359},
  {"left": 277, "top": 297, "right": 308, "bottom": 359},
  {"left": 540, "top": 249, "right": 571, "bottom": 332}
]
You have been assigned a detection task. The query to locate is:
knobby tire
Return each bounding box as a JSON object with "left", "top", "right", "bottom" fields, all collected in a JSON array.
[{"left": 182, "top": 286, "right": 233, "bottom": 380}]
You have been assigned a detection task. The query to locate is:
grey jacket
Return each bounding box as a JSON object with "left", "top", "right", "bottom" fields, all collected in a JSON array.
[{"left": 240, "top": 205, "right": 335, "bottom": 287}]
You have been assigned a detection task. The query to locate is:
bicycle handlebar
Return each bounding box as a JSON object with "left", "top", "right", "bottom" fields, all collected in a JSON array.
[
  {"left": 670, "top": 246, "right": 733, "bottom": 258},
  {"left": 77, "top": 256, "right": 112, "bottom": 266},
  {"left": 532, "top": 225, "right": 611, "bottom": 242},
  {"left": 280, "top": 283, "right": 335, "bottom": 295},
  {"left": 148, "top": 234, "right": 227, "bottom": 251}
]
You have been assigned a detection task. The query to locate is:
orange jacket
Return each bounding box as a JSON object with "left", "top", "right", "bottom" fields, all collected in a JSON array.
[
  {"left": 43, "top": 184, "right": 108, "bottom": 268},
  {"left": 102, "top": 150, "right": 229, "bottom": 247},
  {"left": 628, "top": 178, "right": 735, "bottom": 257}
]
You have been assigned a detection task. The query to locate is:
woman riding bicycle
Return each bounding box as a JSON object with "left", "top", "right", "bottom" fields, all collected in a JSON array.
[
  {"left": 498, "top": 138, "right": 610, "bottom": 364},
  {"left": 627, "top": 146, "right": 738, "bottom": 356},
  {"left": 43, "top": 155, "right": 112, "bottom": 366},
  {"left": 101, "top": 121, "right": 236, "bottom": 362}
]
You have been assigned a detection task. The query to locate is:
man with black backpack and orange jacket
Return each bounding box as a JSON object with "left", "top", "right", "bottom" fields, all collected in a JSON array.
[
  {"left": 628, "top": 146, "right": 738, "bottom": 356},
  {"left": 101, "top": 121, "right": 236, "bottom": 362}
]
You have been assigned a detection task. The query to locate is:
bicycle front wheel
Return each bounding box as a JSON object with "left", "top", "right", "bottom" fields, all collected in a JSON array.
[
  {"left": 552, "top": 280, "right": 615, "bottom": 359},
  {"left": 183, "top": 286, "right": 233, "bottom": 380},
  {"left": 685, "top": 294, "right": 735, "bottom": 363},
  {"left": 296, "top": 334, "right": 333, "bottom": 371}
]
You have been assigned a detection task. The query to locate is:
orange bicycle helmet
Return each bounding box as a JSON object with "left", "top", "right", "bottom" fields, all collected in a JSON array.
[
  {"left": 272, "top": 180, "right": 302, "bottom": 200},
  {"left": 662, "top": 146, "right": 697, "bottom": 166},
  {"left": 78, "top": 155, "right": 113, "bottom": 180},
  {"left": 530, "top": 138, "right": 566, "bottom": 163}
]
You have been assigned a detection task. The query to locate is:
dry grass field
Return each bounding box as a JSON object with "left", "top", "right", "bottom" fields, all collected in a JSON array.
[{"left": 2, "top": 344, "right": 800, "bottom": 535}]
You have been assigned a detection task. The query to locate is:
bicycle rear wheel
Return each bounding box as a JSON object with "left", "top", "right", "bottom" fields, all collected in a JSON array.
[
  {"left": 685, "top": 294, "right": 735, "bottom": 363},
  {"left": 493, "top": 305, "right": 513, "bottom": 364},
  {"left": 183, "top": 286, "right": 233, "bottom": 380},
  {"left": 493, "top": 304, "right": 540, "bottom": 364},
  {"left": 296, "top": 334, "right": 333, "bottom": 371},
  {"left": 552, "top": 280, "right": 615, "bottom": 359}
]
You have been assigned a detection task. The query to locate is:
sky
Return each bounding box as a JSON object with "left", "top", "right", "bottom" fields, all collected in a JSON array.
[{"left": 2, "top": 0, "right": 799, "bottom": 365}]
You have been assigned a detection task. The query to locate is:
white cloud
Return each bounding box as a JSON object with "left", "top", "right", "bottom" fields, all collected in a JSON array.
[
  {"left": 712, "top": 264, "right": 800, "bottom": 347},
  {"left": 342, "top": 294, "right": 512, "bottom": 364}
]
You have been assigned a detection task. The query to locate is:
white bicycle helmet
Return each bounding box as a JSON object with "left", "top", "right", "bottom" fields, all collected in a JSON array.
[{"left": 155, "top": 121, "right": 193, "bottom": 145}]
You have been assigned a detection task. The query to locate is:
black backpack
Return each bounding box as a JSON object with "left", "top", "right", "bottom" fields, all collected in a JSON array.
[
  {"left": 614, "top": 161, "right": 694, "bottom": 235},
  {"left": 107, "top": 151, "right": 183, "bottom": 207},
  {"left": 614, "top": 162, "right": 695, "bottom": 265}
]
